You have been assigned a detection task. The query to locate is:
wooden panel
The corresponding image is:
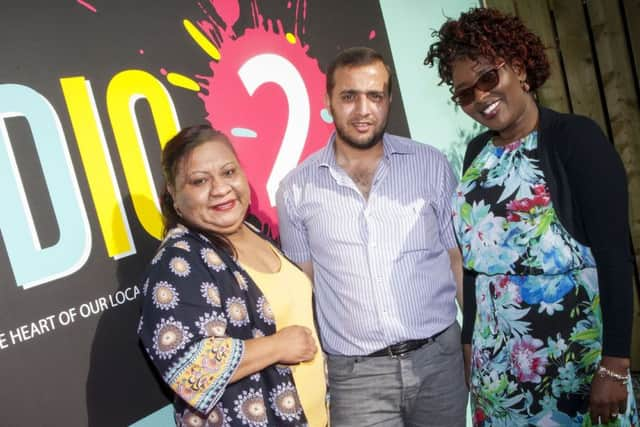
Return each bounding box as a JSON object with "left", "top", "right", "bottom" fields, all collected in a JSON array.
[
  {"left": 587, "top": 0, "right": 640, "bottom": 284},
  {"left": 484, "top": 0, "right": 517, "bottom": 15},
  {"left": 550, "top": 0, "right": 608, "bottom": 131},
  {"left": 514, "top": 0, "right": 571, "bottom": 113},
  {"left": 623, "top": 0, "right": 640, "bottom": 89}
]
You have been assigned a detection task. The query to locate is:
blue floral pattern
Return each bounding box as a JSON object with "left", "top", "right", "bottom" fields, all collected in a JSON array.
[{"left": 453, "top": 132, "right": 638, "bottom": 426}]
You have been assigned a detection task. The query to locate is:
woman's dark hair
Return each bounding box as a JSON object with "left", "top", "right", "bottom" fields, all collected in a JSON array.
[
  {"left": 160, "top": 124, "right": 239, "bottom": 256},
  {"left": 424, "top": 7, "right": 550, "bottom": 91}
]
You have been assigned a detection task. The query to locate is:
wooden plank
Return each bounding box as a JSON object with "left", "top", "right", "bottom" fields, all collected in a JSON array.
[
  {"left": 623, "top": 0, "right": 640, "bottom": 89},
  {"left": 484, "top": 0, "right": 517, "bottom": 15},
  {"left": 550, "top": 0, "right": 608, "bottom": 131},
  {"left": 514, "top": 0, "right": 571, "bottom": 113},
  {"left": 587, "top": 0, "right": 640, "bottom": 305}
]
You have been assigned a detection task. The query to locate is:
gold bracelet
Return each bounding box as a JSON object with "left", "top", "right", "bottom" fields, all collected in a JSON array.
[{"left": 597, "top": 365, "right": 629, "bottom": 385}]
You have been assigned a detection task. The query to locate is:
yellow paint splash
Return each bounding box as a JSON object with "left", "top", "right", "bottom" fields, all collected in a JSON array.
[
  {"left": 183, "top": 19, "right": 221, "bottom": 60},
  {"left": 166, "top": 72, "right": 200, "bottom": 91},
  {"left": 285, "top": 32, "right": 296, "bottom": 44}
]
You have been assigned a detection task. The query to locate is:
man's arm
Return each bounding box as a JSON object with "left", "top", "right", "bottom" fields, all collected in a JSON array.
[
  {"left": 276, "top": 177, "right": 313, "bottom": 282},
  {"left": 297, "top": 260, "right": 314, "bottom": 282},
  {"left": 447, "top": 247, "right": 463, "bottom": 310}
]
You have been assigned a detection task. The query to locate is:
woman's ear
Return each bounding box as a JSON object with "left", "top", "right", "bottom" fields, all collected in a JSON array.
[
  {"left": 510, "top": 58, "right": 527, "bottom": 82},
  {"left": 510, "top": 58, "right": 530, "bottom": 92}
]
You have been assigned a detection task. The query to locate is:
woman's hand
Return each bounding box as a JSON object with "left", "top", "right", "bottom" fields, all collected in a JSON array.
[
  {"left": 463, "top": 344, "right": 471, "bottom": 388},
  {"left": 589, "top": 356, "right": 629, "bottom": 425},
  {"left": 231, "top": 325, "right": 318, "bottom": 383},
  {"left": 274, "top": 325, "right": 318, "bottom": 364}
]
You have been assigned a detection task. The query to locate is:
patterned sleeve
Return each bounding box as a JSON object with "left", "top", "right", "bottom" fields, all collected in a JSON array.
[
  {"left": 138, "top": 235, "right": 245, "bottom": 415},
  {"left": 436, "top": 154, "right": 459, "bottom": 250}
]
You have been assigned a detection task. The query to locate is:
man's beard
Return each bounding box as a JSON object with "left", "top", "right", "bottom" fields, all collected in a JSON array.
[{"left": 334, "top": 121, "right": 387, "bottom": 150}]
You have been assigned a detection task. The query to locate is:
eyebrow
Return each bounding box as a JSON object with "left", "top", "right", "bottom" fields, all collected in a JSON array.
[
  {"left": 185, "top": 161, "right": 235, "bottom": 175},
  {"left": 339, "top": 89, "right": 386, "bottom": 96}
]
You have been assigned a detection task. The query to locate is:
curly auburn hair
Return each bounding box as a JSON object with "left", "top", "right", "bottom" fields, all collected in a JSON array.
[{"left": 424, "top": 7, "right": 550, "bottom": 91}]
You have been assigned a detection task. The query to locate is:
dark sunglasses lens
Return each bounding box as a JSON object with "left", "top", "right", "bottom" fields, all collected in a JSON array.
[
  {"left": 452, "top": 68, "right": 500, "bottom": 106},
  {"left": 476, "top": 69, "right": 499, "bottom": 91},
  {"left": 454, "top": 89, "right": 475, "bottom": 106}
]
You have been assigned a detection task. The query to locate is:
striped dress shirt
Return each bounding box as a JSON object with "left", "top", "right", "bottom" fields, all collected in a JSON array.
[{"left": 276, "top": 132, "right": 458, "bottom": 356}]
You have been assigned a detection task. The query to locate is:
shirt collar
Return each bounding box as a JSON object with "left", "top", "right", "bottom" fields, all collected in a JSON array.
[{"left": 317, "top": 132, "right": 414, "bottom": 168}]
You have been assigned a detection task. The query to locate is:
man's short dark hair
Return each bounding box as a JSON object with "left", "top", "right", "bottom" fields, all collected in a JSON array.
[{"left": 326, "top": 46, "right": 393, "bottom": 96}]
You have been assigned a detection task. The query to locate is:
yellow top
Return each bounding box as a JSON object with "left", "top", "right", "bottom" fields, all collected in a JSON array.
[{"left": 241, "top": 248, "right": 327, "bottom": 427}]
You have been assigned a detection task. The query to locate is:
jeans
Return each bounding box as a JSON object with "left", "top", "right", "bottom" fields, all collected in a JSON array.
[{"left": 326, "top": 322, "right": 467, "bottom": 426}]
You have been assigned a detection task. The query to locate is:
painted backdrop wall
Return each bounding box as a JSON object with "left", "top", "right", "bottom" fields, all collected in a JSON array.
[{"left": 0, "top": 1, "right": 477, "bottom": 425}]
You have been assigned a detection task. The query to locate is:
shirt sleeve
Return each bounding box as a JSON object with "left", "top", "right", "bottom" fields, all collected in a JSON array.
[
  {"left": 276, "top": 176, "right": 312, "bottom": 263},
  {"left": 561, "top": 116, "right": 634, "bottom": 357},
  {"left": 138, "top": 238, "right": 244, "bottom": 415},
  {"left": 436, "top": 155, "right": 459, "bottom": 250}
]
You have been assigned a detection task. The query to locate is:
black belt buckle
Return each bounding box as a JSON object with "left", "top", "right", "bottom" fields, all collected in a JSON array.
[
  {"left": 369, "top": 337, "right": 432, "bottom": 358},
  {"left": 386, "top": 341, "right": 414, "bottom": 359},
  {"left": 369, "top": 328, "right": 447, "bottom": 358}
]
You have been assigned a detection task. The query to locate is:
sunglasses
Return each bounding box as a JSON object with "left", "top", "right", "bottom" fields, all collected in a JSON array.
[{"left": 451, "top": 62, "right": 505, "bottom": 106}]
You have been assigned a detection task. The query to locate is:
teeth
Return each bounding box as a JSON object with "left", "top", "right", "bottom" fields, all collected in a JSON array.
[{"left": 483, "top": 101, "right": 499, "bottom": 114}]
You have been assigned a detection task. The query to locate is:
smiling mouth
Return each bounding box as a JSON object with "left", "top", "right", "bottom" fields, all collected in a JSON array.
[
  {"left": 480, "top": 100, "right": 500, "bottom": 117},
  {"left": 211, "top": 200, "right": 236, "bottom": 211}
]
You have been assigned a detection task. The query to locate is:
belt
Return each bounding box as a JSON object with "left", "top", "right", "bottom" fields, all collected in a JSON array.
[{"left": 367, "top": 329, "right": 446, "bottom": 358}]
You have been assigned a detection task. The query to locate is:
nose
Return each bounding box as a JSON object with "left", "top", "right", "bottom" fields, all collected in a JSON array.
[
  {"left": 209, "top": 179, "right": 231, "bottom": 198},
  {"left": 354, "top": 94, "right": 370, "bottom": 116},
  {"left": 472, "top": 86, "right": 492, "bottom": 105}
]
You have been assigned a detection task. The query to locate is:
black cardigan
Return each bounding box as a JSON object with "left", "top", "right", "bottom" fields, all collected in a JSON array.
[{"left": 460, "top": 106, "right": 634, "bottom": 358}]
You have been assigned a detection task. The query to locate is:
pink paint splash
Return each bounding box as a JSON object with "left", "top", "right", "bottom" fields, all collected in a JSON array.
[
  {"left": 196, "top": 0, "right": 332, "bottom": 235},
  {"left": 369, "top": 29, "right": 376, "bottom": 40},
  {"left": 159, "top": 67, "right": 168, "bottom": 75},
  {"left": 139, "top": 49, "right": 145, "bottom": 55},
  {"left": 77, "top": 0, "right": 97, "bottom": 13}
]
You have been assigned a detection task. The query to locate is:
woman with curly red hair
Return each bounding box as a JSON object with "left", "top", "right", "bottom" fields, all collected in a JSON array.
[{"left": 426, "top": 7, "right": 638, "bottom": 426}]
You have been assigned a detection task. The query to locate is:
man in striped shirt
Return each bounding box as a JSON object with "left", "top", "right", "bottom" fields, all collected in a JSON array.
[{"left": 276, "top": 47, "right": 466, "bottom": 426}]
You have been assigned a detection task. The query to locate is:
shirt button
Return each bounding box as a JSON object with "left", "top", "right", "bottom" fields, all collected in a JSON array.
[{"left": 370, "top": 241, "right": 377, "bottom": 248}]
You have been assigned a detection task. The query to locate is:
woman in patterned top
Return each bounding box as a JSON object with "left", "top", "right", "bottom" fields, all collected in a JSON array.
[
  {"left": 425, "top": 7, "right": 638, "bottom": 427},
  {"left": 138, "top": 125, "right": 327, "bottom": 426}
]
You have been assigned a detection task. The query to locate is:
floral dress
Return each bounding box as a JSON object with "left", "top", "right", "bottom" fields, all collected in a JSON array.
[{"left": 453, "top": 132, "right": 638, "bottom": 426}]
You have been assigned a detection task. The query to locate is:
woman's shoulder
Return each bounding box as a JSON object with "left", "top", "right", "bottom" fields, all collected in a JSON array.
[
  {"left": 462, "top": 130, "right": 494, "bottom": 172},
  {"left": 150, "top": 225, "right": 235, "bottom": 272},
  {"left": 538, "top": 106, "right": 615, "bottom": 164},
  {"left": 539, "top": 107, "right": 605, "bottom": 141}
]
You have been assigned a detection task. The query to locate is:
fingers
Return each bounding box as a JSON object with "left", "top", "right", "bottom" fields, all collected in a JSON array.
[
  {"left": 618, "top": 393, "right": 628, "bottom": 415},
  {"left": 590, "top": 401, "right": 609, "bottom": 425},
  {"left": 609, "top": 402, "right": 620, "bottom": 421},
  {"left": 611, "top": 395, "right": 627, "bottom": 420},
  {"left": 590, "top": 401, "right": 626, "bottom": 425}
]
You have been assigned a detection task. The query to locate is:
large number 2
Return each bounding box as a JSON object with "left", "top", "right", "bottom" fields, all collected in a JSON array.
[{"left": 238, "top": 54, "right": 309, "bottom": 206}]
